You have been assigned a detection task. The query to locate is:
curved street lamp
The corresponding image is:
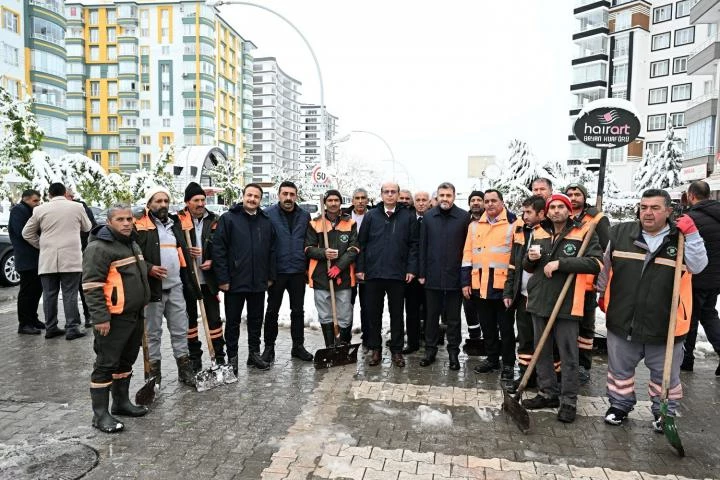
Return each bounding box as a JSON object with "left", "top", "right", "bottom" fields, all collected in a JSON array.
[{"left": 330, "top": 130, "right": 412, "bottom": 187}]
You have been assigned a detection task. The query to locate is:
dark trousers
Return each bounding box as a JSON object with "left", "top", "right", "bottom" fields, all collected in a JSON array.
[
  {"left": 185, "top": 284, "right": 225, "bottom": 361},
  {"left": 578, "top": 291, "right": 596, "bottom": 370},
  {"left": 40, "top": 272, "right": 81, "bottom": 331},
  {"left": 91, "top": 311, "right": 143, "bottom": 384},
  {"left": 351, "top": 282, "right": 369, "bottom": 346},
  {"left": 463, "top": 297, "right": 482, "bottom": 339},
  {"left": 684, "top": 287, "right": 720, "bottom": 363},
  {"left": 533, "top": 315, "right": 579, "bottom": 406},
  {"left": 17, "top": 269, "right": 43, "bottom": 328},
  {"left": 425, "top": 289, "right": 462, "bottom": 355},
  {"left": 78, "top": 273, "right": 90, "bottom": 322},
  {"left": 365, "top": 279, "right": 405, "bottom": 353},
  {"left": 404, "top": 279, "right": 426, "bottom": 349},
  {"left": 515, "top": 295, "right": 534, "bottom": 368},
  {"left": 263, "top": 273, "right": 306, "bottom": 346},
  {"left": 475, "top": 296, "right": 516, "bottom": 366},
  {"left": 224, "top": 291, "right": 265, "bottom": 357}
]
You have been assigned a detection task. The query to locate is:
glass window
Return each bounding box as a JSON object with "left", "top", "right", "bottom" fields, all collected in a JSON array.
[
  {"left": 91, "top": 100, "right": 100, "bottom": 113},
  {"left": 90, "top": 46, "right": 99, "bottom": 61},
  {"left": 686, "top": 116, "right": 715, "bottom": 157},
  {"left": 648, "top": 114, "right": 667, "bottom": 131},
  {"left": 91, "top": 117, "right": 100, "bottom": 131},
  {"left": 675, "top": 27, "right": 695, "bottom": 46},
  {"left": 653, "top": 4, "right": 672, "bottom": 23},
  {"left": 31, "top": 50, "right": 66, "bottom": 77},
  {"left": 107, "top": 9, "right": 116, "bottom": 24},
  {"left": 616, "top": 11, "right": 631, "bottom": 30},
  {"left": 676, "top": 0, "right": 693, "bottom": 18},
  {"left": 92, "top": 152, "right": 102, "bottom": 163},
  {"left": 141, "top": 135, "right": 151, "bottom": 145},
  {"left": 650, "top": 59, "right": 669, "bottom": 77},
  {"left": 90, "top": 81, "right": 100, "bottom": 96},
  {"left": 162, "top": 118, "right": 170, "bottom": 127},
  {"left": 649, "top": 87, "right": 668, "bottom": 104},
  {"left": 671, "top": 83, "right": 691, "bottom": 101},
  {"left": 32, "top": 18, "right": 65, "bottom": 46},
  {"left": 142, "top": 118, "right": 150, "bottom": 127},
  {"left": 107, "top": 27, "right": 116, "bottom": 42},
  {"left": 107, "top": 46, "right": 117, "bottom": 60},
  {"left": 89, "top": 10, "right": 99, "bottom": 24},
  {"left": 670, "top": 112, "right": 685, "bottom": 128},
  {"left": 613, "top": 63, "right": 628, "bottom": 84},
  {"left": 109, "top": 153, "right": 118, "bottom": 167},
  {"left": 107, "top": 65, "right": 118, "bottom": 77},
  {"left": 2, "top": 43, "right": 19, "bottom": 65},
  {"left": 673, "top": 56, "right": 688, "bottom": 74},
  {"left": 652, "top": 32, "right": 671, "bottom": 50},
  {"left": 89, "top": 28, "right": 99, "bottom": 42},
  {"left": 108, "top": 100, "right": 117, "bottom": 114},
  {"left": 141, "top": 100, "right": 150, "bottom": 110},
  {"left": 108, "top": 81, "right": 118, "bottom": 96},
  {"left": 108, "top": 117, "right": 118, "bottom": 132},
  {"left": 3, "top": 9, "right": 19, "bottom": 33}
]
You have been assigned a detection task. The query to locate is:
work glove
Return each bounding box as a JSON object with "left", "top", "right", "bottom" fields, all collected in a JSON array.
[
  {"left": 598, "top": 297, "right": 606, "bottom": 313},
  {"left": 328, "top": 266, "right": 341, "bottom": 279},
  {"left": 676, "top": 215, "right": 698, "bottom": 235}
]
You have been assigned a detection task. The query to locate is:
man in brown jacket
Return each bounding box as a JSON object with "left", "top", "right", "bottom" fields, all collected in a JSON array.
[{"left": 23, "top": 183, "right": 93, "bottom": 340}]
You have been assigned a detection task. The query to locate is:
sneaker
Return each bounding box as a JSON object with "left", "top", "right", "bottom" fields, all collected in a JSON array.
[
  {"left": 473, "top": 358, "right": 500, "bottom": 374},
  {"left": 500, "top": 365, "right": 514, "bottom": 381},
  {"left": 652, "top": 414, "right": 664, "bottom": 434},
  {"left": 604, "top": 406, "right": 628, "bottom": 426},
  {"left": 521, "top": 394, "right": 560, "bottom": 410},
  {"left": 557, "top": 404, "right": 576, "bottom": 423}
]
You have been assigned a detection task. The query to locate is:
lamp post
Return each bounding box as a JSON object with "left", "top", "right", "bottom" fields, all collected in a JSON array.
[
  {"left": 206, "top": 0, "right": 327, "bottom": 167},
  {"left": 329, "top": 130, "right": 411, "bottom": 186}
]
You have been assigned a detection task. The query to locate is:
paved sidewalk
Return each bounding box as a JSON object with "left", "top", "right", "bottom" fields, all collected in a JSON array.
[{"left": 0, "top": 293, "right": 718, "bottom": 479}]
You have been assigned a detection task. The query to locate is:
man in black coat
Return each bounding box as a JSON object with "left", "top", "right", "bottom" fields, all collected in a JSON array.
[
  {"left": 66, "top": 187, "right": 97, "bottom": 328},
  {"left": 212, "top": 183, "right": 276, "bottom": 374},
  {"left": 8, "top": 189, "right": 44, "bottom": 334},
  {"left": 418, "top": 182, "right": 469, "bottom": 370},
  {"left": 682, "top": 180, "right": 720, "bottom": 375},
  {"left": 357, "top": 182, "right": 419, "bottom": 368}
]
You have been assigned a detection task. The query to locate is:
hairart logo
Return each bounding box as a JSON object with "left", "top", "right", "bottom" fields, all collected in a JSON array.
[
  {"left": 598, "top": 110, "right": 620, "bottom": 125},
  {"left": 573, "top": 104, "right": 640, "bottom": 149}
]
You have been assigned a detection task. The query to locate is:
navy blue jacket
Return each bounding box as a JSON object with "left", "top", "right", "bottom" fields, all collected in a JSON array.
[
  {"left": 264, "top": 203, "right": 310, "bottom": 275},
  {"left": 357, "top": 202, "right": 418, "bottom": 281},
  {"left": 419, "top": 205, "right": 470, "bottom": 290},
  {"left": 211, "top": 203, "right": 276, "bottom": 293},
  {"left": 8, "top": 201, "right": 39, "bottom": 272}
]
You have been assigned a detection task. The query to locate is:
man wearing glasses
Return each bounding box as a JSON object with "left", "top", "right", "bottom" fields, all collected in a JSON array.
[{"left": 357, "top": 182, "right": 419, "bottom": 367}]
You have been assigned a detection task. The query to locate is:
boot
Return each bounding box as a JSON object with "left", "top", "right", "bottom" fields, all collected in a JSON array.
[
  {"left": 261, "top": 345, "right": 275, "bottom": 364},
  {"left": 228, "top": 356, "right": 238, "bottom": 375},
  {"left": 448, "top": 351, "right": 460, "bottom": 371},
  {"left": 291, "top": 344, "right": 314, "bottom": 361},
  {"left": 190, "top": 356, "right": 202, "bottom": 373},
  {"left": 91, "top": 386, "right": 124, "bottom": 433},
  {"left": 176, "top": 356, "right": 197, "bottom": 386},
  {"left": 321, "top": 323, "right": 336, "bottom": 348},
  {"left": 111, "top": 375, "right": 149, "bottom": 417},
  {"left": 148, "top": 360, "right": 161, "bottom": 388},
  {"left": 339, "top": 326, "right": 352, "bottom": 345},
  {"left": 247, "top": 351, "right": 270, "bottom": 370}
]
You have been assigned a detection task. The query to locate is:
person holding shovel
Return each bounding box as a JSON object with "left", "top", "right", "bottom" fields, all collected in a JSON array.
[
  {"left": 521, "top": 193, "right": 603, "bottom": 423},
  {"left": 83, "top": 204, "right": 151, "bottom": 433},
  {"left": 597, "top": 189, "right": 707, "bottom": 431},
  {"left": 305, "top": 189, "right": 360, "bottom": 346}
]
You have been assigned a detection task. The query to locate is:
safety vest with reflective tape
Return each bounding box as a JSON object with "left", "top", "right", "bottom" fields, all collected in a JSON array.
[
  {"left": 305, "top": 215, "right": 359, "bottom": 290},
  {"left": 577, "top": 211, "right": 605, "bottom": 292}
]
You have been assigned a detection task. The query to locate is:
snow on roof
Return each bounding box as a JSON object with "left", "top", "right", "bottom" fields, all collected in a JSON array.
[{"left": 577, "top": 98, "right": 640, "bottom": 118}]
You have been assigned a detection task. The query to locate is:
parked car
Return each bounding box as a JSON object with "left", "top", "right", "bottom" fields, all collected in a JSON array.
[
  {"left": 205, "top": 204, "right": 228, "bottom": 216},
  {"left": 298, "top": 202, "right": 319, "bottom": 215},
  {"left": 0, "top": 233, "right": 20, "bottom": 287}
]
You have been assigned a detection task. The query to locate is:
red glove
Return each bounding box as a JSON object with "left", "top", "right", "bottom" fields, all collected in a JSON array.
[
  {"left": 676, "top": 215, "right": 698, "bottom": 235},
  {"left": 328, "top": 266, "right": 341, "bottom": 278},
  {"left": 598, "top": 297, "right": 606, "bottom": 313}
]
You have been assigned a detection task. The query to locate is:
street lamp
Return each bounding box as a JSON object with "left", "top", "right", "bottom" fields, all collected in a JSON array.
[
  {"left": 206, "top": 0, "right": 327, "bottom": 167},
  {"left": 329, "top": 130, "right": 412, "bottom": 186}
]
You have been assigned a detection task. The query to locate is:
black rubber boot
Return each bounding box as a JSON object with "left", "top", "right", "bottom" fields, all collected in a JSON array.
[
  {"left": 91, "top": 386, "right": 124, "bottom": 433},
  {"left": 148, "top": 360, "right": 161, "bottom": 388},
  {"left": 321, "top": 323, "right": 336, "bottom": 347},
  {"left": 247, "top": 351, "right": 270, "bottom": 370},
  {"left": 339, "top": 326, "right": 352, "bottom": 345},
  {"left": 176, "top": 356, "right": 197, "bottom": 386},
  {"left": 190, "top": 357, "right": 202, "bottom": 373},
  {"left": 111, "top": 376, "right": 149, "bottom": 417},
  {"left": 228, "top": 356, "right": 238, "bottom": 375},
  {"left": 448, "top": 351, "right": 460, "bottom": 371},
  {"left": 261, "top": 345, "right": 275, "bottom": 364},
  {"left": 291, "top": 344, "right": 314, "bottom": 361}
]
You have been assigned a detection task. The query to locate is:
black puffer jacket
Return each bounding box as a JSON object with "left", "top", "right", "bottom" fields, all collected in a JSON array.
[{"left": 687, "top": 199, "right": 720, "bottom": 287}]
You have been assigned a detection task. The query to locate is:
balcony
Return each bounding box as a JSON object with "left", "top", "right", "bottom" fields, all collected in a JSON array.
[
  {"left": 29, "top": 0, "right": 63, "bottom": 15},
  {"left": 687, "top": 34, "right": 720, "bottom": 75},
  {"left": 691, "top": 0, "right": 720, "bottom": 25},
  {"left": 574, "top": 0, "right": 610, "bottom": 15}
]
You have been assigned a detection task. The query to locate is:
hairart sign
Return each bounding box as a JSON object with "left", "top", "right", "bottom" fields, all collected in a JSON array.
[{"left": 573, "top": 98, "right": 640, "bottom": 149}]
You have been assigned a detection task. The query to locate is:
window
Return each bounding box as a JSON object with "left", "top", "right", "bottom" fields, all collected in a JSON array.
[
  {"left": 648, "top": 114, "right": 667, "bottom": 131},
  {"left": 162, "top": 118, "right": 170, "bottom": 127},
  {"left": 142, "top": 118, "right": 150, "bottom": 127},
  {"left": 141, "top": 135, "right": 151, "bottom": 145},
  {"left": 613, "top": 63, "right": 628, "bottom": 84},
  {"left": 108, "top": 81, "right": 118, "bottom": 96},
  {"left": 90, "top": 81, "right": 100, "bottom": 96},
  {"left": 673, "top": 56, "right": 688, "bottom": 74},
  {"left": 650, "top": 59, "right": 669, "bottom": 77},
  {"left": 675, "top": 27, "right": 695, "bottom": 46},
  {"left": 3, "top": 9, "right": 19, "bottom": 33},
  {"left": 670, "top": 112, "right": 685, "bottom": 128},
  {"left": 141, "top": 100, "right": 150, "bottom": 110},
  {"left": 106, "top": 9, "right": 116, "bottom": 24},
  {"left": 108, "top": 117, "right": 118, "bottom": 132},
  {"left": 108, "top": 100, "right": 117, "bottom": 114},
  {"left": 141, "top": 154, "right": 151, "bottom": 168},
  {"left": 91, "top": 100, "right": 100, "bottom": 113},
  {"left": 161, "top": 135, "right": 171, "bottom": 146},
  {"left": 90, "top": 46, "right": 99, "bottom": 61},
  {"left": 107, "top": 65, "right": 118, "bottom": 77},
  {"left": 92, "top": 152, "right": 101, "bottom": 163},
  {"left": 91, "top": 117, "right": 100, "bottom": 131},
  {"left": 652, "top": 32, "right": 671, "bottom": 50},
  {"left": 671, "top": 83, "right": 691, "bottom": 101},
  {"left": 649, "top": 87, "right": 668, "bottom": 104},
  {"left": 89, "top": 10, "right": 99, "bottom": 24},
  {"left": 653, "top": 4, "right": 672, "bottom": 23},
  {"left": 109, "top": 153, "right": 118, "bottom": 167},
  {"left": 107, "top": 46, "right": 117, "bottom": 60},
  {"left": 107, "top": 27, "right": 116, "bottom": 42},
  {"left": 676, "top": 0, "right": 693, "bottom": 18},
  {"left": 646, "top": 142, "right": 663, "bottom": 156},
  {"left": 162, "top": 46, "right": 170, "bottom": 55},
  {"left": 2, "top": 43, "right": 19, "bottom": 66},
  {"left": 616, "top": 11, "right": 631, "bottom": 30}
]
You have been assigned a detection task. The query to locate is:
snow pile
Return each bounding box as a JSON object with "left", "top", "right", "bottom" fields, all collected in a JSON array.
[
  {"left": 473, "top": 406, "right": 495, "bottom": 422},
  {"left": 415, "top": 405, "right": 453, "bottom": 429}
]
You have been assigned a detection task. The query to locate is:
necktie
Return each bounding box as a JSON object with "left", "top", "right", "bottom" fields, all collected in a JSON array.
[{"left": 386, "top": 210, "right": 393, "bottom": 218}]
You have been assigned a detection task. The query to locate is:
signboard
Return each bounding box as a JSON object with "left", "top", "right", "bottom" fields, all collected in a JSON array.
[
  {"left": 681, "top": 163, "right": 707, "bottom": 182},
  {"left": 467, "top": 155, "right": 495, "bottom": 177},
  {"left": 311, "top": 165, "right": 331, "bottom": 186},
  {"left": 573, "top": 98, "right": 641, "bottom": 149}
]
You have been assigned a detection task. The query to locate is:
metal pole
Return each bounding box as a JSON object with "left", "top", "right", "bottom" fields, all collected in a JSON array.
[
  {"left": 352, "top": 130, "right": 397, "bottom": 182},
  {"left": 596, "top": 148, "right": 608, "bottom": 211}
]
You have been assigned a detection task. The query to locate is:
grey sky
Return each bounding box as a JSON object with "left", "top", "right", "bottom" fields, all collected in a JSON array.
[{"left": 223, "top": 0, "right": 574, "bottom": 193}]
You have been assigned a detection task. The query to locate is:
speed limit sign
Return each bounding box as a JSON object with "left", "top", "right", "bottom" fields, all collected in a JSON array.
[{"left": 311, "top": 165, "right": 331, "bottom": 186}]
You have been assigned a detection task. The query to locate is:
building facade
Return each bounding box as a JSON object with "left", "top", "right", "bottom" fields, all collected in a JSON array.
[
  {"left": 299, "top": 104, "right": 338, "bottom": 173},
  {"left": 570, "top": 0, "right": 709, "bottom": 191}
]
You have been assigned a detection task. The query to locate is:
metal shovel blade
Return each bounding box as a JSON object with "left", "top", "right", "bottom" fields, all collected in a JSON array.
[
  {"left": 135, "top": 377, "right": 156, "bottom": 406},
  {"left": 462, "top": 338, "right": 486, "bottom": 357},
  {"left": 219, "top": 364, "right": 238, "bottom": 384},
  {"left": 313, "top": 343, "right": 360, "bottom": 369},
  {"left": 502, "top": 390, "right": 530, "bottom": 433},
  {"left": 661, "top": 402, "right": 685, "bottom": 457},
  {"left": 195, "top": 366, "right": 223, "bottom": 392}
]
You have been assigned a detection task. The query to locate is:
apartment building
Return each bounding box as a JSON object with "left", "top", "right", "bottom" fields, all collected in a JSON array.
[
  {"left": 299, "top": 104, "right": 338, "bottom": 172},
  {"left": 570, "top": 0, "right": 709, "bottom": 191}
]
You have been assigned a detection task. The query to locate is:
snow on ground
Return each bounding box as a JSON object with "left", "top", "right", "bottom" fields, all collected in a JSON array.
[{"left": 416, "top": 405, "right": 453, "bottom": 429}]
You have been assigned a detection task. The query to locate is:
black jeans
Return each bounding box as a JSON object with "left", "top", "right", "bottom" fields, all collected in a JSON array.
[
  {"left": 424, "top": 289, "right": 462, "bottom": 355},
  {"left": 17, "top": 269, "right": 43, "bottom": 328},
  {"left": 474, "top": 296, "right": 516, "bottom": 366},
  {"left": 263, "top": 273, "right": 306, "bottom": 346},
  {"left": 224, "top": 291, "right": 265, "bottom": 357},
  {"left": 351, "top": 282, "right": 369, "bottom": 345},
  {"left": 404, "top": 279, "right": 426, "bottom": 349},
  {"left": 365, "top": 279, "right": 405, "bottom": 353},
  {"left": 684, "top": 287, "right": 720, "bottom": 363},
  {"left": 463, "top": 296, "right": 482, "bottom": 339},
  {"left": 185, "top": 284, "right": 225, "bottom": 361}
]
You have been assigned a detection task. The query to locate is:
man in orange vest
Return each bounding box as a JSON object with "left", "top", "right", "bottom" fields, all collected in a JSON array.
[{"left": 462, "top": 189, "right": 518, "bottom": 381}]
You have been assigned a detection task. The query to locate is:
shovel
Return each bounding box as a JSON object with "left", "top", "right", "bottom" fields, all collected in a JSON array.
[
  {"left": 135, "top": 324, "right": 156, "bottom": 406},
  {"left": 502, "top": 220, "right": 598, "bottom": 433},
  {"left": 183, "top": 229, "right": 237, "bottom": 391},
  {"left": 313, "top": 201, "right": 360, "bottom": 369},
  {"left": 659, "top": 233, "right": 685, "bottom": 457}
]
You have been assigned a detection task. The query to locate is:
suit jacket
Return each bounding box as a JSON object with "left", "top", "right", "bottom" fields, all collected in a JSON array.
[{"left": 22, "top": 196, "right": 92, "bottom": 274}]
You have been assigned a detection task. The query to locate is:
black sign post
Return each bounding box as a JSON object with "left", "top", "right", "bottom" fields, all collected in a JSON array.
[{"left": 573, "top": 99, "right": 641, "bottom": 210}]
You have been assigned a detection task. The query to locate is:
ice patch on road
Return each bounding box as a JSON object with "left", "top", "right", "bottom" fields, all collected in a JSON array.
[
  {"left": 474, "top": 406, "right": 495, "bottom": 422},
  {"left": 369, "top": 402, "right": 404, "bottom": 417},
  {"left": 416, "top": 405, "right": 452, "bottom": 429}
]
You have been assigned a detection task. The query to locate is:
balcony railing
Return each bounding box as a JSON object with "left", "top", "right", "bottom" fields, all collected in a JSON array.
[
  {"left": 33, "top": 33, "right": 65, "bottom": 47},
  {"left": 29, "top": 0, "right": 63, "bottom": 14},
  {"left": 684, "top": 146, "right": 715, "bottom": 160},
  {"left": 689, "top": 33, "right": 720, "bottom": 59},
  {"left": 687, "top": 91, "right": 719, "bottom": 109}
]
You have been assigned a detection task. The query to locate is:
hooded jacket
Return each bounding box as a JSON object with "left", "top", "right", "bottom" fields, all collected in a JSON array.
[
  {"left": 305, "top": 212, "right": 360, "bottom": 290},
  {"left": 687, "top": 199, "right": 720, "bottom": 287}
]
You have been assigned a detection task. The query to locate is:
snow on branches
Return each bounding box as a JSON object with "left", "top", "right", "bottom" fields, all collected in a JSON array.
[{"left": 633, "top": 124, "right": 683, "bottom": 191}]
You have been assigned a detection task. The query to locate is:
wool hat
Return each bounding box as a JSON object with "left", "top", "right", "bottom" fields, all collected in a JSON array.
[
  {"left": 564, "top": 182, "right": 588, "bottom": 200},
  {"left": 144, "top": 186, "right": 172, "bottom": 206},
  {"left": 323, "top": 189, "right": 342, "bottom": 203},
  {"left": 545, "top": 193, "right": 573, "bottom": 213},
  {"left": 184, "top": 182, "right": 205, "bottom": 202},
  {"left": 468, "top": 190, "right": 484, "bottom": 205}
]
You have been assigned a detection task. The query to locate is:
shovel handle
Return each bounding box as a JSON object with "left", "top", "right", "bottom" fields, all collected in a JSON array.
[
  {"left": 515, "top": 220, "right": 599, "bottom": 396},
  {"left": 319, "top": 200, "right": 340, "bottom": 337},
  {"left": 184, "top": 229, "right": 217, "bottom": 360},
  {"left": 142, "top": 321, "right": 151, "bottom": 377},
  {"left": 661, "top": 233, "right": 685, "bottom": 400}
]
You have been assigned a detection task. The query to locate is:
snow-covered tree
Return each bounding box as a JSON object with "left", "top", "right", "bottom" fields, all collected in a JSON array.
[
  {"left": 633, "top": 125, "right": 683, "bottom": 191},
  {"left": 127, "top": 146, "right": 178, "bottom": 203},
  {"left": 208, "top": 154, "right": 244, "bottom": 204},
  {"left": 494, "top": 139, "right": 552, "bottom": 208}
]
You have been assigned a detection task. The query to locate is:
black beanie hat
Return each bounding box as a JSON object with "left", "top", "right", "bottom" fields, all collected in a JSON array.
[
  {"left": 468, "top": 190, "right": 484, "bottom": 205},
  {"left": 184, "top": 182, "right": 205, "bottom": 202},
  {"left": 323, "top": 189, "right": 342, "bottom": 203}
]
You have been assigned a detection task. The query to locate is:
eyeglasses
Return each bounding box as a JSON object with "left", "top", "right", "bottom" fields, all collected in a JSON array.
[{"left": 382, "top": 190, "right": 397, "bottom": 195}]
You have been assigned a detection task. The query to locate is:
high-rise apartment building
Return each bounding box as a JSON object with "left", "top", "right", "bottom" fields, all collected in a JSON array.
[
  {"left": 251, "top": 57, "right": 302, "bottom": 185},
  {"left": 570, "top": 0, "right": 709, "bottom": 191},
  {"left": 300, "top": 104, "right": 338, "bottom": 171},
  {"left": 63, "top": 0, "right": 254, "bottom": 172}
]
